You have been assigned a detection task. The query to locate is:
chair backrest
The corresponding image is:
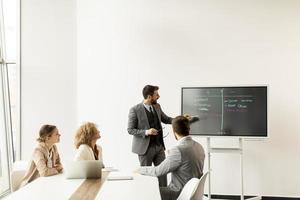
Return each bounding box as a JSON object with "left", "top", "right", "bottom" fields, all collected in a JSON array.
[
  {"left": 10, "top": 161, "right": 28, "bottom": 192},
  {"left": 191, "top": 172, "right": 209, "bottom": 200},
  {"left": 177, "top": 172, "right": 209, "bottom": 200},
  {"left": 177, "top": 178, "right": 200, "bottom": 200}
]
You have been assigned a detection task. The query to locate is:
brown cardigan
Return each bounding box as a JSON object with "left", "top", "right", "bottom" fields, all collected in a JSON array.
[{"left": 19, "top": 142, "right": 63, "bottom": 188}]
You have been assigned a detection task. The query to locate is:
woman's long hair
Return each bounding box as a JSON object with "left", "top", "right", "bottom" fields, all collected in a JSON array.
[{"left": 74, "top": 122, "right": 99, "bottom": 159}]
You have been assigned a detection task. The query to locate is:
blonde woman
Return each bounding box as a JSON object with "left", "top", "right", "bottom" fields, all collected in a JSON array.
[
  {"left": 74, "top": 122, "right": 104, "bottom": 166},
  {"left": 19, "top": 125, "right": 63, "bottom": 188}
]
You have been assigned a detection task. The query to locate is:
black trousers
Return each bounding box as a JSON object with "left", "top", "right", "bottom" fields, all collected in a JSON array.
[{"left": 159, "top": 187, "right": 181, "bottom": 200}]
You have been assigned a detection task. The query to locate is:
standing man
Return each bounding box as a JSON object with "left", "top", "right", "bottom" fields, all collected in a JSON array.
[
  {"left": 127, "top": 85, "right": 172, "bottom": 186},
  {"left": 136, "top": 116, "right": 205, "bottom": 200}
]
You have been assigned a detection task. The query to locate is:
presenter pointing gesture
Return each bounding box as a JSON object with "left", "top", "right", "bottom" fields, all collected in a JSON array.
[
  {"left": 127, "top": 85, "right": 197, "bottom": 187},
  {"left": 127, "top": 85, "right": 172, "bottom": 187}
]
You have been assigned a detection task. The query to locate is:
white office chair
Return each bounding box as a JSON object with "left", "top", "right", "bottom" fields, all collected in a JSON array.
[
  {"left": 10, "top": 160, "right": 28, "bottom": 192},
  {"left": 177, "top": 172, "right": 209, "bottom": 200}
]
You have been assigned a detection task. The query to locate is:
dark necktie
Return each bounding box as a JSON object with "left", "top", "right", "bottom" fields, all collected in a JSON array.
[
  {"left": 149, "top": 106, "right": 153, "bottom": 114},
  {"left": 149, "top": 106, "right": 155, "bottom": 118}
]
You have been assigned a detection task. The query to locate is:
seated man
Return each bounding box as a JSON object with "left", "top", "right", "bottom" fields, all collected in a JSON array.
[{"left": 136, "top": 116, "right": 205, "bottom": 200}]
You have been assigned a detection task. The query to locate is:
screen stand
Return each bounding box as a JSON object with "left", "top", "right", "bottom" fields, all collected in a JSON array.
[{"left": 206, "top": 137, "right": 261, "bottom": 200}]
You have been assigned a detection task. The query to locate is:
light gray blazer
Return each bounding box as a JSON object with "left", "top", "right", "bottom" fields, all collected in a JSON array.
[
  {"left": 127, "top": 102, "right": 172, "bottom": 155},
  {"left": 138, "top": 136, "right": 205, "bottom": 192}
]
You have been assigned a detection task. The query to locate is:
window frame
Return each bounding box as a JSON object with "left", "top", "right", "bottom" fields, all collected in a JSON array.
[{"left": 0, "top": 0, "right": 20, "bottom": 196}]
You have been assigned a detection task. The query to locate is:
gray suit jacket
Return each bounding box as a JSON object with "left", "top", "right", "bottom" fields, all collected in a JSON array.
[
  {"left": 138, "top": 136, "right": 205, "bottom": 192},
  {"left": 127, "top": 102, "right": 173, "bottom": 155}
]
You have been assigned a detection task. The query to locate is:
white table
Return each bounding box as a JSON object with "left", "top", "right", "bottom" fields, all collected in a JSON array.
[
  {"left": 96, "top": 173, "right": 161, "bottom": 200},
  {"left": 5, "top": 174, "right": 83, "bottom": 200},
  {"left": 5, "top": 172, "right": 161, "bottom": 200}
]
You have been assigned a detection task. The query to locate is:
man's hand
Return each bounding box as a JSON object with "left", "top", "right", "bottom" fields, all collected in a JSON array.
[
  {"left": 183, "top": 114, "right": 200, "bottom": 123},
  {"left": 147, "top": 128, "right": 158, "bottom": 135},
  {"left": 183, "top": 114, "right": 192, "bottom": 120}
]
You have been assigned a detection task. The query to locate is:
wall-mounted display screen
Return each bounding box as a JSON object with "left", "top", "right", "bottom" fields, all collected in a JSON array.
[{"left": 181, "top": 86, "right": 267, "bottom": 137}]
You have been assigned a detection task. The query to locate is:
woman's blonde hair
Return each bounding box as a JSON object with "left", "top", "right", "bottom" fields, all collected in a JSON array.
[
  {"left": 37, "top": 124, "right": 57, "bottom": 142},
  {"left": 74, "top": 122, "right": 99, "bottom": 149}
]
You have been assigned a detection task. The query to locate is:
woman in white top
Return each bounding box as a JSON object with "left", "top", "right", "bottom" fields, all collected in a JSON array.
[{"left": 74, "top": 122, "right": 104, "bottom": 166}]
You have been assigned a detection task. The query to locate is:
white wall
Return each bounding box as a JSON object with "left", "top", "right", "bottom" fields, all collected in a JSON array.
[
  {"left": 77, "top": 0, "right": 300, "bottom": 197},
  {"left": 21, "top": 0, "right": 77, "bottom": 160}
]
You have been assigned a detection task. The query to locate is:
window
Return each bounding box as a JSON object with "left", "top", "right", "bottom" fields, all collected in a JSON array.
[
  {"left": 0, "top": 0, "right": 19, "bottom": 196},
  {"left": 0, "top": 50, "right": 14, "bottom": 196},
  {"left": 3, "top": 0, "right": 19, "bottom": 161}
]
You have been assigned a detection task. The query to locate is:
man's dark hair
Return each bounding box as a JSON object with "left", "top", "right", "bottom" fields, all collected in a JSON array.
[
  {"left": 142, "top": 85, "right": 159, "bottom": 99},
  {"left": 172, "top": 116, "right": 190, "bottom": 136}
]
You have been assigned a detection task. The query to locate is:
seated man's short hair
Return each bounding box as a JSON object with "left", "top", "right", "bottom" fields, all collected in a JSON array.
[{"left": 172, "top": 116, "right": 190, "bottom": 136}]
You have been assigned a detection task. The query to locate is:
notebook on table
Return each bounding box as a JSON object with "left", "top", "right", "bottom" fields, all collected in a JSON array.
[{"left": 106, "top": 171, "right": 134, "bottom": 181}]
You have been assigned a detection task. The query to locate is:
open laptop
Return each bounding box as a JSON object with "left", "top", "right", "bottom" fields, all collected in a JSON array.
[{"left": 65, "top": 160, "right": 103, "bottom": 179}]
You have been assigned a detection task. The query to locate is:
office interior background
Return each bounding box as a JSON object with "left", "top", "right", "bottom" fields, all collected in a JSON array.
[{"left": 0, "top": 0, "right": 300, "bottom": 198}]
